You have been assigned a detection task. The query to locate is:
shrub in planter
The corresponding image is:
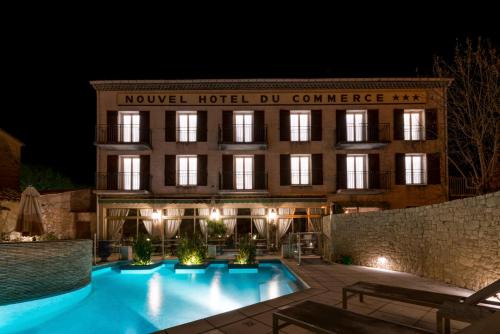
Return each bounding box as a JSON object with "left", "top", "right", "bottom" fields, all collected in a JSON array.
[
  {"left": 133, "top": 233, "right": 153, "bottom": 265},
  {"left": 177, "top": 234, "right": 206, "bottom": 265},
  {"left": 234, "top": 236, "right": 256, "bottom": 265},
  {"left": 207, "top": 219, "right": 226, "bottom": 238}
]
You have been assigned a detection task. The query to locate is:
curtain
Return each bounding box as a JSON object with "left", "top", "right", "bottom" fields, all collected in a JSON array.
[
  {"left": 251, "top": 208, "right": 266, "bottom": 238},
  {"left": 278, "top": 208, "right": 295, "bottom": 239},
  {"left": 164, "top": 208, "right": 184, "bottom": 239},
  {"left": 107, "top": 208, "right": 129, "bottom": 240},
  {"left": 198, "top": 208, "right": 210, "bottom": 236},
  {"left": 139, "top": 209, "right": 153, "bottom": 235},
  {"left": 309, "top": 208, "right": 323, "bottom": 232},
  {"left": 222, "top": 208, "right": 237, "bottom": 236}
]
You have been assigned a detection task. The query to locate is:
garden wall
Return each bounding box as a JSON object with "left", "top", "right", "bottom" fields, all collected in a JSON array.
[
  {"left": 325, "top": 192, "right": 500, "bottom": 290},
  {"left": 0, "top": 240, "right": 92, "bottom": 305}
]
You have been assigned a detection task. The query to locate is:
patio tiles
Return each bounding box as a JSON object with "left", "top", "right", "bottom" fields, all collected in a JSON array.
[
  {"left": 163, "top": 259, "right": 476, "bottom": 334},
  {"left": 165, "top": 319, "right": 214, "bottom": 334},
  {"left": 219, "top": 318, "right": 272, "bottom": 334},
  {"left": 204, "top": 310, "right": 246, "bottom": 328}
]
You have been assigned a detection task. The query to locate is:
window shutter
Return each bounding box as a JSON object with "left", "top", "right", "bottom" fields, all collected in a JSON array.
[
  {"left": 425, "top": 109, "right": 438, "bottom": 140},
  {"left": 140, "top": 155, "right": 150, "bottom": 190},
  {"left": 368, "top": 153, "right": 380, "bottom": 189},
  {"left": 197, "top": 110, "right": 207, "bottom": 142},
  {"left": 254, "top": 154, "right": 266, "bottom": 189},
  {"left": 393, "top": 109, "right": 404, "bottom": 140},
  {"left": 367, "top": 109, "right": 379, "bottom": 142},
  {"left": 165, "top": 110, "right": 176, "bottom": 142},
  {"left": 280, "top": 154, "right": 290, "bottom": 185},
  {"left": 107, "top": 155, "right": 118, "bottom": 190},
  {"left": 107, "top": 111, "right": 118, "bottom": 143},
  {"left": 336, "top": 110, "right": 346, "bottom": 143},
  {"left": 312, "top": 154, "right": 323, "bottom": 185},
  {"left": 221, "top": 155, "right": 233, "bottom": 189},
  {"left": 197, "top": 155, "right": 207, "bottom": 186},
  {"left": 279, "top": 110, "right": 290, "bottom": 141},
  {"left": 139, "top": 111, "right": 150, "bottom": 144},
  {"left": 222, "top": 111, "right": 233, "bottom": 142},
  {"left": 164, "top": 155, "right": 176, "bottom": 186},
  {"left": 311, "top": 110, "right": 322, "bottom": 141},
  {"left": 253, "top": 110, "right": 265, "bottom": 142},
  {"left": 336, "top": 154, "right": 346, "bottom": 190},
  {"left": 395, "top": 153, "right": 405, "bottom": 185},
  {"left": 427, "top": 153, "right": 441, "bottom": 184}
]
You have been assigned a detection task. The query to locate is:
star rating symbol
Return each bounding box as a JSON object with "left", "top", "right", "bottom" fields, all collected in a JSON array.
[
  {"left": 393, "top": 95, "right": 400, "bottom": 101},
  {"left": 403, "top": 95, "right": 409, "bottom": 101},
  {"left": 413, "top": 94, "right": 420, "bottom": 101}
]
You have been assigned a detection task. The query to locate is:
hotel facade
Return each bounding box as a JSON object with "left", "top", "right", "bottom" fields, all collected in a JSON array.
[{"left": 91, "top": 78, "right": 450, "bottom": 243}]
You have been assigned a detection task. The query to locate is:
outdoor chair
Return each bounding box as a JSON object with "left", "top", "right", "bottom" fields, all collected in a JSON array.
[
  {"left": 272, "top": 300, "right": 500, "bottom": 334},
  {"left": 342, "top": 280, "right": 500, "bottom": 334}
]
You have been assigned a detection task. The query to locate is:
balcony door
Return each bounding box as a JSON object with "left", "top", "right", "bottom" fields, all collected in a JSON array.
[
  {"left": 120, "top": 112, "right": 140, "bottom": 142},
  {"left": 120, "top": 156, "right": 140, "bottom": 190},
  {"left": 235, "top": 156, "right": 253, "bottom": 189},
  {"left": 346, "top": 110, "right": 366, "bottom": 142},
  {"left": 346, "top": 154, "right": 367, "bottom": 189},
  {"left": 234, "top": 112, "right": 253, "bottom": 142}
]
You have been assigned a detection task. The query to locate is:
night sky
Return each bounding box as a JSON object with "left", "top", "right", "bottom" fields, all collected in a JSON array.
[{"left": 2, "top": 16, "right": 498, "bottom": 187}]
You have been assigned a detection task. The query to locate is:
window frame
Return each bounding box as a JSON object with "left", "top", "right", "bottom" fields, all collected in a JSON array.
[
  {"left": 346, "top": 154, "right": 368, "bottom": 189},
  {"left": 403, "top": 109, "right": 425, "bottom": 141},
  {"left": 119, "top": 111, "right": 140, "bottom": 143},
  {"left": 290, "top": 110, "right": 311, "bottom": 142},
  {"left": 345, "top": 110, "right": 367, "bottom": 142},
  {"left": 290, "top": 154, "right": 311, "bottom": 185},
  {"left": 177, "top": 155, "right": 198, "bottom": 186},
  {"left": 234, "top": 155, "right": 254, "bottom": 190},
  {"left": 405, "top": 153, "right": 427, "bottom": 185},
  {"left": 177, "top": 111, "right": 198, "bottom": 142},
  {"left": 119, "top": 155, "right": 141, "bottom": 190},
  {"left": 233, "top": 111, "right": 254, "bottom": 143}
]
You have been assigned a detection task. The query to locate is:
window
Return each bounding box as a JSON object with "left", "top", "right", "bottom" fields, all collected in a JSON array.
[
  {"left": 290, "top": 110, "right": 310, "bottom": 141},
  {"left": 234, "top": 111, "right": 253, "bottom": 142},
  {"left": 120, "top": 112, "right": 140, "bottom": 142},
  {"left": 291, "top": 155, "right": 310, "bottom": 185},
  {"left": 404, "top": 109, "right": 424, "bottom": 140},
  {"left": 177, "top": 111, "right": 197, "bottom": 142},
  {"left": 346, "top": 110, "right": 367, "bottom": 142},
  {"left": 178, "top": 155, "right": 197, "bottom": 186},
  {"left": 346, "top": 154, "right": 367, "bottom": 189},
  {"left": 405, "top": 154, "right": 426, "bottom": 184},
  {"left": 235, "top": 156, "right": 253, "bottom": 189},
  {"left": 120, "top": 156, "right": 140, "bottom": 190}
]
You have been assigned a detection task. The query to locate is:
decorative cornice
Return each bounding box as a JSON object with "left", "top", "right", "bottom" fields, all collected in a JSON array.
[{"left": 90, "top": 78, "right": 453, "bottom": 92}]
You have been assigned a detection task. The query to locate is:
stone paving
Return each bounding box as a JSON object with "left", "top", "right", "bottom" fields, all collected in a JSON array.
[{"left": 160, "top": 259, "right": 475, "bottom": 333}]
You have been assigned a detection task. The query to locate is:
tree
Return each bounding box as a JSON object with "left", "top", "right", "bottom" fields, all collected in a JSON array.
[
  {"left": 20, "top": 164, "right": 77, "bottom": 191},
  {"left": 434, "top": 38, "right": 500, "bottom": 194}
]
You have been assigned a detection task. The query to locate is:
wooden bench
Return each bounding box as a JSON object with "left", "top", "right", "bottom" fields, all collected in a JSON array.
[{"left": 272, "top": 300, "right": 434, "bottom": 334}]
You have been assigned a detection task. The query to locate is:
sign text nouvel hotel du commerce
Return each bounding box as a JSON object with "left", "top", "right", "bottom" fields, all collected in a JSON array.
[{"left": 117, "top": 91, "right": 427, "bottom": 106}]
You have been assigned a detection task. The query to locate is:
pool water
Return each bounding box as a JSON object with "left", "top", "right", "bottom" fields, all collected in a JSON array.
[{"left": 0, "top": 261, "right": 304, "bottom": 334}]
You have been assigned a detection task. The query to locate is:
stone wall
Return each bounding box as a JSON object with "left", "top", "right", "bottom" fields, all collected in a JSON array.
[
  {"left": 325, "top": 192, "right": 500, "bottom": 290},
  {"left": 0, "top": 240, "right": 92, "bottom": 305}
]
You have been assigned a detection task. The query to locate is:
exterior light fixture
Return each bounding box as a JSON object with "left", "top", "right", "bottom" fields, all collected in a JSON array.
[
  {"left": 268, "top": 208, "right": 277, "bottom": 222},
  {"left": 210, "top": 208, "right": 220, "bottom": 221},
  {"left": 151, "top": 210, "right": 162, "bottom": 221},
  {"left": 376, "top": 256, "right": 388, "bottom": 267}
]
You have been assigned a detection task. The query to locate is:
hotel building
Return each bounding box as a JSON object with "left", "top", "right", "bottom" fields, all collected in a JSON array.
[{"left": 91, "top": 78, "right": 450, "bottom": 243}]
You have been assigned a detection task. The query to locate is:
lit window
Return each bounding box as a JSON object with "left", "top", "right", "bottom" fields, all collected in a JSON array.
[
  {"left": 235, "top": 156, "right": 253, "bottom": 189},
  {"left": 178, "top": 112, "right": 197, "bottom": 142},
  {"left": 178, "top": 156, "right": 197, "bottom": 186},
  {"left": 120, "top": 112, "right": 140, "bottom": 142},
  {"left": 346, "top": 110, "right": 367, "bottom": 142},
  {"left": 234, "top": 112, "right": 253, "bottom": 142},
  {"left": 404, "top": 109, "right": 424, "bottom": 140},
  {"left": 405, "top": 154, "right": 426, "bottom": 184},
  {"left": 120, "top": 156, "right": 140, "bottom": 190},
  {"left": 291, "top": 155, "right": 310, "bottom": 185},
  {"left": 290, "top": 110, "right": 310, "bottom": 141},
  {"left": 346, "top": 155, "right": 367, "bottom": 189}
]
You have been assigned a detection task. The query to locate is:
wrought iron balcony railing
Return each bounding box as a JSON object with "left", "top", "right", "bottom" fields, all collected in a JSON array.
[
  {"left": 96, "top": 172, "right": 151, "bottom": 191},
  {"left": 219, "top": 172, "right": 268, "bottom": 191},
  {"left": 337, "top": 171, "right": 391, "bottom": 190},
  {"left": 218, "top": 125, "right": 267, "bottom": 144},
  {"left": 96, "top": 125, "right": 151, "bottom": 146},
  {"left": 336, "top": 123, "right": 390, "bottom": 144}
]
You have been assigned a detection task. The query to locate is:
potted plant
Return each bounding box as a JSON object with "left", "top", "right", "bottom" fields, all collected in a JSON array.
[
  {"left": 120, "top": 234, "right": 163, "bottom": 273},
  {"left": 174, "top": 234, "right": 208, "bottom": 273},
  {"left": 229, "top": 236, "right": 258, "bottom": 273}
]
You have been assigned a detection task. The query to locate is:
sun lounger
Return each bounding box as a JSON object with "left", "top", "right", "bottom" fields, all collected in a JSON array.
[
  {"left": 273, "top": 301, "right": 500, "bottom": 334},
  {"left": 342, "top": 279, "right": 500, "bottom": 334},
  {"left": 272, "top": 300, "right": 434, "bottom": 333}
]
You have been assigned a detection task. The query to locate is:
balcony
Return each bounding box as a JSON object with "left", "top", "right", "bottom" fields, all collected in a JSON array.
[
  {"left": 218, "top": 125, "right": 267, "bottom": 150},
  {"left": 402, "top": 125, "right": 426, "bottom": 141},
  {"left": 95, "top": 125, "right": 151, "bottom": 150},
  {"left": 96, "top": 172, "right": 151, "bottom": 193},
  {"left": 335, "top": 123, "right": 390, "bottom": 149},
  {"left": 218, "top": 172, "right": 268, "bottom": 193},
  {"left": 336, "top": 171, "right": 391, "bottom": 194}
]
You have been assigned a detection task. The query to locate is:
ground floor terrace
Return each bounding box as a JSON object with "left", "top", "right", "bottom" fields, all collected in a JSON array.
[{"left": 156, "top": 258, "right": 476, "bottom": 334}]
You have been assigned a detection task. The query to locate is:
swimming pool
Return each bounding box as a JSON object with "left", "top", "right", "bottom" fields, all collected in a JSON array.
[{"left": 0, "top": 260, "right": 305, "bottom": 333}]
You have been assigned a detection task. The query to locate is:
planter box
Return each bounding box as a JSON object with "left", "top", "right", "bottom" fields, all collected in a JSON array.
[
  {"left": 228, "top": 262, "right": 259, "bottom": 274},
  {"left": 174, "top": 262, "right": 209, "bottom": 274},
  {"left": 120, "top": 261, "right": 163, "bottom": 274}
]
